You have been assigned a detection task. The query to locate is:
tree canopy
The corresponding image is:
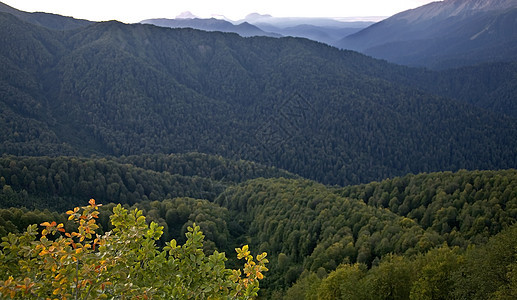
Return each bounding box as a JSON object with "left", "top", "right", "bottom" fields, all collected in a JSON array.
[{"left": 0, "top": 199, "right": 268, "bottom": 299}]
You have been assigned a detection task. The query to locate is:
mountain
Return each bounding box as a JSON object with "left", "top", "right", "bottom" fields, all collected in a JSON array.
[
  {"left": 250, "top": 23, "right": 365, "bottom": 46},
  {"left": 140, "top": 17, "right": 280, "bottom": 38},
  {"left": 338, "top": 0, "right": 517, "bottom": 68},
  {"left": 242, "top": 13, "right": 375, "bottom": 28},
  {"left": 1, "top": 9, "right": 517, "bottom": 186},
  {"left": 140, "top": 14, "right": 373, "bottom": 45},
  {"left": 0, "top": 1, "right": 91, "bottom": 30},
  {"left": 243, "top": 13, "right": 374, "bottom": 46}
]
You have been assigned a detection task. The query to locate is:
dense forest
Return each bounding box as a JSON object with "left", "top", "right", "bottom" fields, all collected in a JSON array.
[
  {"left": 1, "top": 11, "right": 517, "bottom": 186},
  {"left": 1, "top": 154, "right": 516, "bottom": 297},
  {"left": 286, "top": 223, "right": 517, "bottom": 299},
  {"left": 1, "top": 3, "right": 517, "bottom": 298},
  {"left": 0, "top": 154, "right": 295, "bottom": 211}
]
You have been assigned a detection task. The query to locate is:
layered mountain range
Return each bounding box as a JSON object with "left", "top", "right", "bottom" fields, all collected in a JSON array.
[
  {"left": 7, "top": 0, "right": 514, "bottom": 70},
  {"left": 140, "top": 17, "right": 281, "bottom": 38},
  {"left": 141, "top": 12, "right": 373, "bottom": 45}
]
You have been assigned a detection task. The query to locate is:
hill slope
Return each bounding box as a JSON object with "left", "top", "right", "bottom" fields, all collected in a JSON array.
[
  {"left": 1, "top": 154, "right": 516, "bottom": 296},
  {"left": 215, "top": 169, "right": 517, "bottom": 294}
]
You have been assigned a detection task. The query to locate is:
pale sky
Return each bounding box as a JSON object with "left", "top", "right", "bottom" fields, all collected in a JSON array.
[{"left": 3, "top": 0, "right": 440, "bottom": 23}]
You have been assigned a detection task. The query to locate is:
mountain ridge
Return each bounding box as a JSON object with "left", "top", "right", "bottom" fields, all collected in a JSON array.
[
  {"left": 141, "top": 13, "right": 373, "bottom": 46},
  {"left": 0, "top": 1, "right": 91, "bottom": 30},
  {"left": 140, "top": 17, "right": 281, "bottom": 38},
  {"left": 339, "top": 0, "right": 517, "bottom": 68}
]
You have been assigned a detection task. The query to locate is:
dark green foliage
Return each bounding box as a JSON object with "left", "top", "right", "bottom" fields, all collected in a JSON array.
[
  {"left": 452, "top": 223, "right": 517, "bottom": 299},
  {"left": 215, "top": 178, "right": 436, "bottom": 294},
  {"left": 293, "top": 223, "right": 517, "bottom": 299},
  {"left": 408, "top": 62, "right": 517, "bottom": 119},
  {"left": 0, "top": 206, "right": 65, "bottom": 237},
  {"left": 216, "top": 170, "right": 517, "bottom": 295},
  {"left": 114, "top": 152, "right": 298, "bottom": 183},
  {"left": 0, "top": 155, "right": 250, "bottom": 211},
  {"left": 1, "top": 13, "right": 516, "bottom": 185},
  {"left": 0, "top": 156, "right": 516, "bottom": 297},
  {"left": 132, "top": 197, "right": 231, "bottom": 252},
  {"left": 336, "top": 170, "right": 517, "bottom": 245},
  {"left": 0, "top": 153, "right": 292, "bottom": 218},
  {"left": 0, "top": 195, "right": 233, "bottom": 259}
]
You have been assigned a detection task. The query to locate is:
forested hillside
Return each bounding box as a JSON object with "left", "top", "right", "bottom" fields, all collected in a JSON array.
[
  {"left": 1, "top": 157, "right": 516, "bottom": 297},
  {"left": 336, "top": 169, "right": 517, "bottom": 244},
  {"left": 286, "top": 223, "right": 517, "bottom": 299},
  {"left": 0, "top": 154, "right": 295, "bottom": 211},
  {"left": 1, "top": 11, "right": 516, "bottom": 185}
]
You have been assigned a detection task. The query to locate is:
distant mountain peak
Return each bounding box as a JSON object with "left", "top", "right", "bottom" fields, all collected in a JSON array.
[
  {"left": 176, "top": 11, "right": 197, "bottom": 19},
  {"left": 139, "top": 16, "right": 281, "bottom": 38},
  {"left": 210, "top": 14, "right": 232, "bottom": 21},
  {"left": 244, "top": 13, "right": 273, "bottom": 21}
]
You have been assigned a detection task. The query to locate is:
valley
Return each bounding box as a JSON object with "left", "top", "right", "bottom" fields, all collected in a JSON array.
[{"left": 0, "top": 0, "right": 516, "bottom": 298}]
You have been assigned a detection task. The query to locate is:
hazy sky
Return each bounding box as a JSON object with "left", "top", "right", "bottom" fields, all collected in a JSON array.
[{"left": 3, "top": 0, "right": 440, "bottom": 23}]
